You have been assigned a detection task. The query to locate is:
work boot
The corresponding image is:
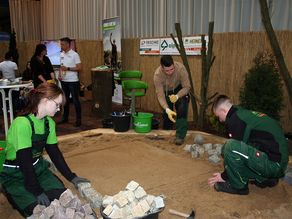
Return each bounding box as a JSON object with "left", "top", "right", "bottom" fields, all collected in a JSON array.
[
  {"left": 214, "top": 181, "right": 249, "bottom": 195},
  {"left": 175, "top": 137, "right": 184, "bottom": 146},
  {"left": 250, "top": 178, "right": 279, "bottom": 188}
]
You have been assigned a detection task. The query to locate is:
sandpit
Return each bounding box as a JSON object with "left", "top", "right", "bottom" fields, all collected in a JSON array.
[{"left": 0, "top": 129, "right": 292, "bottom": 219}]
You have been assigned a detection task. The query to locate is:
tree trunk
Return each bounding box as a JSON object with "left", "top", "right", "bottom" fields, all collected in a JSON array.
[
  {"left": 198, "top": 22, "right": 215, "bottom": 129},
  {"left": 171, "top": 23, "right": 199, "bottom": 124},
  {"left": 259, "top": 0, "right": 292, "bottom": 105}
]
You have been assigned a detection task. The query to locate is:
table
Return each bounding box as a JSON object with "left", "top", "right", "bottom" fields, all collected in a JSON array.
[{"left": 0, "top": 82, "right": 33, "bottom": 136}]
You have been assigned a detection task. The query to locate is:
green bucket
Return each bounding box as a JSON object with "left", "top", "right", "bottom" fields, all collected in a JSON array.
[
  {"left": 0, "top": 141, "right": 6, "bottom": 172},
  {"left": 132, "top": 112, "right": 153, "bottom": 133}
]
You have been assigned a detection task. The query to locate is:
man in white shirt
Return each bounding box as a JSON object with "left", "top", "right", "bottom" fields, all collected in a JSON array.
[
  {"left": 59, "top": 37, "right": 82, "bottom": 127},
  {"left": 0, "top": 51, "right": 18, "bottom": 80}
]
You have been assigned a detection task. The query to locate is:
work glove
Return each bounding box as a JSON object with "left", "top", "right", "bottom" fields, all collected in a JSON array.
[
  {"left": 36, "top": 192, "right": 50, "bottom": 207},
  {"left": 71, "top": 176, "right": 90, "bottom": 188},
  {"left": 169, "top": 94, "right": 179, "bottom": 103},
  {"left": 165, "top": 108, "right": 177, "bottom": 123}
]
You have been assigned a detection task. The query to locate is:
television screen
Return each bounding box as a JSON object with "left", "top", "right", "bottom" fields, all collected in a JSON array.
[{"left": 41, "top": 40, "right": 76, "bottom": 66}]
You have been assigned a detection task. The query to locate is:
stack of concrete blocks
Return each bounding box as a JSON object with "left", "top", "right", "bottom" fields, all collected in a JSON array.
[
  {"left": 102, "top": 180, "right": 165, "bottom": 219},
  {"left": 77, "top": 182, "right": 103, "bottom": 209},
  {"left": 27, "top": 189, "right": 96, "bottom": 219},
  {"left": 183, "top": 134, "right": 223, "bottom": 164}
]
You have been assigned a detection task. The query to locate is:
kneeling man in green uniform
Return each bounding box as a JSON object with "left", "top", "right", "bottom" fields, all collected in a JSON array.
[{"left": 208, "top": 95, "right": 288, "bottom": 195}]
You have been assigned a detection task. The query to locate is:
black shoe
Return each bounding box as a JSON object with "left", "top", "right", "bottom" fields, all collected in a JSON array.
[
  {"left": 175, "top": 137, "right": 184, "bottom": 146},
  {"left": 214, "top": 181, "right": 249, "bottom": 195},
  {"left": 250, "top": 178, "right": 279, "bottom": 188},
  {"left": 74, "top": 120, "right": 81, "bottom": 127}
]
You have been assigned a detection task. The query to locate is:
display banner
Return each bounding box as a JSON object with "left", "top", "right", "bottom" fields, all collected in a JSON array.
[
  {"left": 140, "top": 36, "right": 208, "bottom": 56},
  {"left": 139, "top": 39, "right": 160, "bottom": 55},
  {"left": 102, "top": 17, "right": 122, "bottom": 104}
]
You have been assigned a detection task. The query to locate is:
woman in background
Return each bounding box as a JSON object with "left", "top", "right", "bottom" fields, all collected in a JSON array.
[
  {"left": 30, "top": 44, "right": 56, "bottom": 87},
  {"left": 22, "top": 61, "right": 33, "bottom": 81}
]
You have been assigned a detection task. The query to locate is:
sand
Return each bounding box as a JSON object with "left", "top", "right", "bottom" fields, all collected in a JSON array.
[{"left": 1, "top": 129, "right": 292, "bottom": 219}]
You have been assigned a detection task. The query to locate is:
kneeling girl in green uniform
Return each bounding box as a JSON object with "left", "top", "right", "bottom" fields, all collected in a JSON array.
[{"left": 0, "top": 83, "right": 89, "bottom": 217}]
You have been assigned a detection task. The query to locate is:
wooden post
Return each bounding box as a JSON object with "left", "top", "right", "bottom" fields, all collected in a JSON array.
[
  {"left": 198, "top": 22, "right": 216, "bottom": 129},
  {"left": 170, "top": 23, "right": 199, "bottom": 125},
  {"left": 259, "top": 0, "right": 292, "bottom": 105}
]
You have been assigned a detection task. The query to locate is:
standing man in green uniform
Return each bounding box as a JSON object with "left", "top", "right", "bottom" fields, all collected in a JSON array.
[
  {"left": 208, "top": 95, "right": 288, "bottom": 195},
  {"left": 0, "top": 83, "right": 90, "bottom": 217},
  {"left": 154, "top": 55, "right": 191, "bottom": 145}
]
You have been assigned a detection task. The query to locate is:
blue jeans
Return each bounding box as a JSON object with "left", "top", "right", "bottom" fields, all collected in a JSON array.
[{"left": 61, "top": 81, "right": 81, "bottom": 122}]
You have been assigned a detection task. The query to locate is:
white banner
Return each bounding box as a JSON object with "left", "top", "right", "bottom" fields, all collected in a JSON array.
[
  {"left": 140, "top": 36, "right": 208, "bottom": 56},
  {"left": 102, "top": 17, "right": 123, "bottom": 104}
]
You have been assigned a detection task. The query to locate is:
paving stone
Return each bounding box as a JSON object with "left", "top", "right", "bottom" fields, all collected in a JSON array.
[
  {"left": 77, "top": 182, "right": 91, "bottom": 197},
  {"left": 82, "top": 187, "right": 98, "bottom": 199},
  {"left": 52, "top": 206, "right": 67, "bottom": 219},
  {"left": 215, "top": 144, "right": 223, "bottom": 154},
  {"left": 109, "top": 208, "right": 123, "bottom": 219},
  {"left": 191, "top": 144, "right": 200, "bottom": 152},
  {"left": 191, "top": 150, "right": 200, "bottom": 159},
  {"left": 123, "top": 205, "right": 132, "bottom": 217},
  {"left": 65, "top": 208, "right": 75, "bottom": 219},
  {"left": 139, "top": 199, "right": 150, "bottom": 213},
  {"left": 183, "top": 144, "right": 193, "bottom": 152},
  {"left": 116, "top": 195, "right": 128, "bottom": 208},
  {"left": 103, "top": 205, "right": 113, "bottom": 216},
  {"left": 68, "top": 195, "right": 81, "bottom": 210},
  {"left": 73, "top": 211, "right": 84, "bottom": 219},
  {"left": 131, "top": 203, "right": 144, "bottom": 218},
  {"left": 153, "top": 196, "right": 164, "bottom": 209},
  {"left": 59, "top": 189, "right": 74, "bottom": 207},
  {"left": 194, "top": 134, "right": 204, "bottom": 145},
  {"left": 145, "top": 195, "right": 155, "bottom": 206},
  {"left": 87, "top": 193, "right": 103, "bottom": 209},
  {"left": 102, "top": 195, "right": 114, "bottom": 207},
  {"left": 124, "top": 190, "right": 136, "bottom": 203},
  {"left": 126, "top": 180, "right": 140, "bottom": 191},
  {"left": 209, "top": 154, "right": 221, "bottom": 164},
  {"left": 203, "top": 143, "right": 213, "bottom": 151},
  {"left": 33, "top": 205, "right": 46, "bottom": 215},
  {"left": 35, "top": 213, "right": 46, "bottom": 219},
  {"left": 134, "top": 186, "right": 147, "bottom": 199},
  {"left": 43, "top": 205, "right": 55, "bottom": 218},
  {"left": 196, "top": 146, "right": 205, "bottom": 156},
  {"left": 207, "top": 149, "right": 217, "bottom": 155},
  {"left": 84, "top": 215, "right": 95, "bottom": 219},
  {"left": 81, "top": 203, "right": 93, "bottom": 215}
]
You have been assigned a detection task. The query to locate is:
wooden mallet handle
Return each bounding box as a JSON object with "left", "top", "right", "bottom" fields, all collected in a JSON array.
[{"left": 169, "top": 209, "right": 189, "bottom": 218}]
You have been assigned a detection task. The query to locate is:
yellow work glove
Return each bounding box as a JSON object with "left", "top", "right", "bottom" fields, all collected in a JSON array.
[
  {"left": 169, "top": 94, "right": 179, "bottom": 103},
  {"left": 165, "top": 108, "right": 177, "bottom": 123},
  {"left": 47, "top": 79, "right": 56, "bottom": 84}
]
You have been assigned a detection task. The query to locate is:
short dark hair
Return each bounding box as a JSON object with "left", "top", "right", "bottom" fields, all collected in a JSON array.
[
  {"left": 160, "top": 55, "right": 174, "bottom": 67},
  {"left": 60, "top": 37, "right": 71, "bottom": 44},
  {"left": 34, "top": 44, "right": 47, "bottom": 57},
  {"left": 212, "top": 94, "right": 230, "bottom": 111},
  {"left": 4, "top": 51, "right": 13, "bottom": 60}
]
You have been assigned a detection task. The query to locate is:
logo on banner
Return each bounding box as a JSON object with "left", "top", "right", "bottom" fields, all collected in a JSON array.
[{"left": 161, "top": 40, "right": 168, "bottom": 51}]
